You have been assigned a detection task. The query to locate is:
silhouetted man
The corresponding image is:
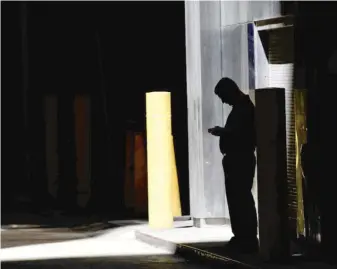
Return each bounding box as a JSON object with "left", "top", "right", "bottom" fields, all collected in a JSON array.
[{"left": 209, "top": 77, "right": 258, "bottom": 254}]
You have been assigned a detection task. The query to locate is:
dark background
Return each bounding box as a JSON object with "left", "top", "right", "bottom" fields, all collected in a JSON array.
[
  {"left": 1, "top": 1, "right": 190, "bottom": 216},
  {"left": 1, "top": 1, "right": 337, "bottom": 263}
]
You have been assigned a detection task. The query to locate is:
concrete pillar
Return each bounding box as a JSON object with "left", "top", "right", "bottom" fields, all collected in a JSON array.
[{"left": 255, "top": 88, "right": 290, "bottom": 260}]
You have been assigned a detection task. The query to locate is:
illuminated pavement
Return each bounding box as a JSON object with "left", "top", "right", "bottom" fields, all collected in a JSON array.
[
  {"left": 2, "top": 220, "right": 333, "bottom": 269},
  {"left": 0, "top": 225, "right": 174, "bottom": 262},
  {"left": 0, "top": 219, "right": 231, "bottom": 266},
  {"left": 0, "top": 223, "right": 212, "bottom": 269}
]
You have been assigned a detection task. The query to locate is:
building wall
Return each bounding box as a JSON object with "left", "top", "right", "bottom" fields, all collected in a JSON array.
[
  {"left": 220, "top": 1, "right": 280, "bottom": 27},
  {"left": 185, "top": 0, "right": 224, "bottom": 219},
  {"left": 185, "top": 1, "right": 281, "bottom": 220}
]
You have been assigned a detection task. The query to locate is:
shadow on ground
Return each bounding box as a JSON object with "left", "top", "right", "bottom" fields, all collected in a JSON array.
[{"left": 0, "top": 255, "right": 211, "bottom": 269}]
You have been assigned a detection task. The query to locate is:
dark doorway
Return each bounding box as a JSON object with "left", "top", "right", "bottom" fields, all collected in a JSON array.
[{"left": 1, "top": 2, "right": 190, "bottom": 223}]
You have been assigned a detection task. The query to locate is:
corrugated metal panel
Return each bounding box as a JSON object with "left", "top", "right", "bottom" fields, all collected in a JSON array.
[
  {"left": 268, "top": 27, "right": 297, "bottom": 233},
  {"left": 185, "top": 1, "right": 226, "bottom": 219}
]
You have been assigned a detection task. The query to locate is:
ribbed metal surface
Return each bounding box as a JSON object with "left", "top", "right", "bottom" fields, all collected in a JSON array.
[
  {"left": 185, "top": 1, "right": 226, "bottom": 219},
  {"left": 268, "top": 27, "right": 297, "bottom": 231}
]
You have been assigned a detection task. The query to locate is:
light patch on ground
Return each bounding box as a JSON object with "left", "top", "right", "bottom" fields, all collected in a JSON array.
[{"left": 0, "top": 226, "right": 175, "bottom": 262}]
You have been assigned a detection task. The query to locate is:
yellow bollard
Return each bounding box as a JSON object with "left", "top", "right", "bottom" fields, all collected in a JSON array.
[
  {"left": 171, "top": 136, "right": 182, "bottom": 218},
  {"left": 146, "top": 92, "right": 173, "bottom": 229}
]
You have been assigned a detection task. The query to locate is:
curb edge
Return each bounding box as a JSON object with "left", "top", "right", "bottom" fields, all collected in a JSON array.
[{"left": 135, "top": 230, "right": 261, "bottom": 269}]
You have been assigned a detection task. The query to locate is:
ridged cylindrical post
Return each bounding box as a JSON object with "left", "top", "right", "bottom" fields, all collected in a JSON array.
[{"left": 146, "top": 92, "right": 174, "bottom": 228}]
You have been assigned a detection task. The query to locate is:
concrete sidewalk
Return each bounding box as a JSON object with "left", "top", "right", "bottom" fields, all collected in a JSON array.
[{"left": 134, "top": 221, "right": 336, "bottom": 269}]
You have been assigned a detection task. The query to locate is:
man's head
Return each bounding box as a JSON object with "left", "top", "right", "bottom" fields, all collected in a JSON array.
[{"left": 214, "top": 77, "right": 242, "bottom": 105}]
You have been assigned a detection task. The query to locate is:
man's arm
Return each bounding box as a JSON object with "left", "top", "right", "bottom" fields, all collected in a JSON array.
[
  {"left": 208, "top": 123, "right": 236, "bottom": 137},
  {"left": 210, "top": 126, "right": 233, "bottom": 154},
  {"left": 208, "top": 126, "right": 225, "bottom": 136}
]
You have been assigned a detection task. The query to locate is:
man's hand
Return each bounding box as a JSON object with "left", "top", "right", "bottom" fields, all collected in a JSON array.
[{"left": 208, "top": 126, "right": 224, "bottom": 136}]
